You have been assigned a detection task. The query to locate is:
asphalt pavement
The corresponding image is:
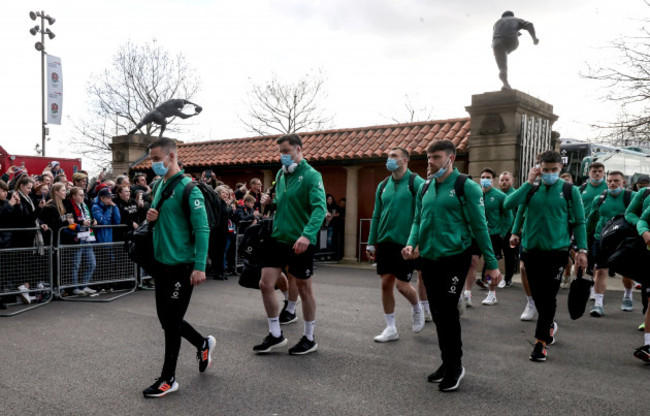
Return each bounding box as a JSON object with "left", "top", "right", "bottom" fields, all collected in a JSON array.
[{"left": 1, "top": 263, "right": 648, "bottom": 415}]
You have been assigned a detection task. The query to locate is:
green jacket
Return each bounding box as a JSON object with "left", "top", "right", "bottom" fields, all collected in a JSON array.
[
  {"left": 638, "top": 204, "right": 650, "bottom": 235},
  {"left": 580, "top": 181, "right": 607, "bottom": 217},
  {"left": 625, "top": 187, "right": 650, "bottom": 227},
  {"left": 272, "top": 160, "right": 327, "bottom": 246},
  {"left": 407, "top": 168, "right": 498, "bottom": 269},
  {"left": 483, "top": 187, "right": 512, "bottom": 236},
  {"left": 368, "top": 170, "right": 426, "bottom": 245},
  {"left": 587, "top": 190, "right": 636, "bottom": 240},
  {"left": 504, "top": 180, "right": 587, "bottom": 251},
  {"left": 151, "top": 171, "right": 210, "bottom": 271}
]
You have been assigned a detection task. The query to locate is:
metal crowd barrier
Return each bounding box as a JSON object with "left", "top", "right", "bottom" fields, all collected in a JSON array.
[
  {"left": 357, "top": 218, "right": 372, "bottom": 262},
  {"left": 0, "top": 227, "right": 54, "bottom": 317},
  {"left": 56, "top": 224, "right": 138, "bottom": 302}
]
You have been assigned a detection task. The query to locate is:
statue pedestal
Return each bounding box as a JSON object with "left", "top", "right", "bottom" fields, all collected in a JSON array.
[
  {"left": 465, "top": 89, "right": 558, "bottom": 186},
  {"left": 110, "top": 134, "right": 156, "bottom": 176}
]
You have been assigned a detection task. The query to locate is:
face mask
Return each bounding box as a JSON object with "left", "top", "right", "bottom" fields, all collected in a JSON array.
[
  {"left": 152, "top": 155, "right": 169, "bottom": 176},
  {"left": 432, "top": 157, "right": 450, "bottom": 179},
  {"left": 386, "top": 158, "right": 399, "bottom": 172},
  {"left": 591, "top": 177, "right": 604, "bottom": 185},
  {"left": 608, "top": 187, "right": 623, "bottom": 195},
  {"left": 541, "top": 172, "right": 560, "bottom": 185},
  {"left": 480, "top": 178, "right": 492, "bottom": 189},
  {"left": 280, "top": 154, "right": 295, "bottom": 167}
]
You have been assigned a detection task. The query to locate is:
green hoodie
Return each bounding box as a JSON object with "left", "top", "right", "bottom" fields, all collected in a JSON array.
[
  {"left": 625, "top": 187, "right": 650, "bottom": 227},
  {"left": 483, "top": 187, "right": 513, "bottom": 236},
  {"left": 637, "top": 204, "right": 650, "bottom": 235},
  {"left": 407, "top": 168, "right": 498, "bottom": 269},
  {"left": 504, "top": 180, "right": 587, "bottom": 251},
  {"left": 272, "top": 159, "right": 327, "bottom": 246},
  {"left": 581, "top": 180, "right": 607, "bottom": 217},
  {"left": 368, "top": 169, "right": 426, "bottom": 245},
  {"left": 587, "top": 190, "right": 636, "bottom": 240},
  {"left": 151, "top": 171, "right": 210, "bottom": 271}
]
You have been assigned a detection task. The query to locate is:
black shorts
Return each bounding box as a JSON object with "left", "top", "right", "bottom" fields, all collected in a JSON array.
[
  {"left": 470, "top": 239, "right": 482, "bottom": 257},
  {"left": 376, "top": 242, "right": 415, "bottom": 282},
  {"left": 592, "top": 239, "right": 609, "bottom": 270},
  {"left": 261, "top": 238, "right": 315, "bottom": 280}
]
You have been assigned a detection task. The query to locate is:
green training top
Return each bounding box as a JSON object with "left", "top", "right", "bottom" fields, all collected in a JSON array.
[
  {"left": 587, "top": 190, "right": 636, "bottom": 240},
  {"left": 637, "top": 204, "right": 650, "bottom": 235},
  {"left": 272, "top": 159, "right": 327, "bottom": 246},
  {"left": 368, "top": 169, "right": 426, "bottom": 245},
  {"left": 483, "top": 187, "right": 513, "bottom": 236},
  {"left": 625, "top": 187, "right": 650, "bottom": 227},
  {"left": 407, "top": 168, "right": 498, "bottom": 269},
  {"left": 151, "top": 171, "right": 210, "bottom": 271},
  {"left": 504, "top": 180, "right": 587, "bottom": 251},
  {"left": 580, "top": 181, "right": 607, "bottom": 217}
]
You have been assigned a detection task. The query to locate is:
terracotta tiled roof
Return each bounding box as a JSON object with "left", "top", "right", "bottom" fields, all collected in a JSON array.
[{"left": 131, "top": 118, "right": 470, "bottom": 170}]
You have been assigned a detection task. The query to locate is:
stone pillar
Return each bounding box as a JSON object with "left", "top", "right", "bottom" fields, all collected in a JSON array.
[
  {"left": 465, "top": 90, "right": 558, "bottom": 187},
  {"left": 110, "top": 134, "right": 156, "bottom": 176},
  {"left": 342, "top": 165, "right": 360, "bottom": 261},
  {"left": 262, "top": 169, "right": 274, "bottom": 190}
]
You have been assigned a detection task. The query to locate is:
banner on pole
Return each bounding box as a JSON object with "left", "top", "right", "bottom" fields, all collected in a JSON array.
[{"left": 46, "top": 55, "right": 62, "bottom": 125}]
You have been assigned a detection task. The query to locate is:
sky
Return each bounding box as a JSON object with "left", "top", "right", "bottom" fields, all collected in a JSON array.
[{"left": 1, "top": 0, "right": 648, "bottom": 174}]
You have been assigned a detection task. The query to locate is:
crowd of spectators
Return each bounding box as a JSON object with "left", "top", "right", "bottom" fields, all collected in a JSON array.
[{"left": 0, "top": 161, "right": 346, "bottom": 308}]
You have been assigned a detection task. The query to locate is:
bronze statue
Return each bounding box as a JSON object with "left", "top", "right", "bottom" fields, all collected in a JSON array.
[
  {"left": 128, "top": 99, "right": 202, "bottom": 137},
  {"left": 492, "top": 11, "right": 539, "bottom": 91}
]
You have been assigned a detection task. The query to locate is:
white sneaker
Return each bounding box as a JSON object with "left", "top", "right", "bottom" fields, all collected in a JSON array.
[
  {"left": 412, "top": 309, "right": 425, "bottom": 333},
  {"left": 374, "top": 326, "right": 399, "bottom": 343},
  {"left": 423, "top": 307, "right": 433, "bottom": 322},
  {"left": 457, "top": 296, "right": 466, "bottom": 316},
  {"left": 497, "top": 279, "right": 506, "bottom": 289},
  {"left": 482, "top": 291, "right": 498, "bottom": 306},
  {"left": 73, "top": 288, "right": 87, "bottom": 296},
  {"left": 463, "top": 292, "right": 473, "bottom": 308},
  {"left": 18, "top": 285, "right": 31, "bottom": 304},
  {"left": 589, "top": 286, "right": 596, "bottom": 301},
  {"left": 83, "top": 287, "right": 97, "bottom": 295},
  {"left": 520, "top": 302, "right": 537, "bottom": 321},
  {"left": 560, "top": 274, "right": 572, "bottom": 289}
]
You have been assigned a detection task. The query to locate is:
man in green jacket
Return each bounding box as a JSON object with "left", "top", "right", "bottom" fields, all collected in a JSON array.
[
  {"left": 580, "top": 162, "right": 607, "bottom": 276},
  {"left": 633, "top": 205, "right": 650, "bottom": 363},
  {"left": 586, "top": 171, "right": 636, "bottom": 317},
  {"left": 142, "top": 138, "right": 215, "bottom": 398},
  {"left": 504, "top": 150, "right": 588, "bottom": 362},
  {"left": 366, "top": 147, "right": 426, "bottom": 343},
  {"left": 402, "top": 139, "right": 501, "bottom": 392},
  {"left": 498, "top": 171, "right": 518, "bottom": 287},
  {"left": 256, "top": 134, "right": 327, "bottom": 355}
]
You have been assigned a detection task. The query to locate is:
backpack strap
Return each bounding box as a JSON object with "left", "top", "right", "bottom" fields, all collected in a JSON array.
[
  {"left": 562, "top": 181, "right": 575, "bottom": 224},
  {"left": 594, "top": 190, "right": 608, "bottom": 212},
  {"left": 378, "top": 177, "right": 390, "bottom": 196},
  {"left": 579, "top": 182, "right": 588, "bottom": 193},
  {"left": 408, "top": 172, "right": 417, "bottom": 198},
  {"left": 182, "top": 181, "right": 197, "bottom": 242},
  {"left": 643, "top": 187, "right": 650, "bottom": 202},
  {"left": 623, "top": 189, "right": 632, "bottom": 208},
  {"left": 454, "top": 174, "right": 470, "bottom": 224},
  {"left": 419, "top": 179, "right": 432, "bottom": 198}
]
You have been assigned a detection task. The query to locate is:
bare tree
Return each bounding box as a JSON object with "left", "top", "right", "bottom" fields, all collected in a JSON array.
[
  {"left": 70, "top": 39, "right": 200, "bottom": 162},
  {"left": 584, "top": 10, "right": 650, "bottom": 147},
  {"left": 241, "top": 69, "right": 332, "bottom": 135},
  {"left": 385, "top": 93, "right": 435, "bottom": 124}
]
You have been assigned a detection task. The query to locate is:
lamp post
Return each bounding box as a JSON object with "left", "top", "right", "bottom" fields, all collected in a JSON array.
[{"left": 29, "top": 11, "right": 56, "bottom": 157}]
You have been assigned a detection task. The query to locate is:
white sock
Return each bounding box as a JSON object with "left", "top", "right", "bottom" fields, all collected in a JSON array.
[
  {"left": 645, "top": 333, "right": 650, "bottom": 346},
  {"left": 303, "top": 320, "right": 316, "bottom": 341},
  {"left": 488, "top": 290, "right": 496, "bottom": 296},
  {"left": 385, "top": 313, "right": 396, "bottom": 329},
  {"left": 526, "top": 296, "right": 534, "bottom": 306},
  {"left": 286, "top": 300, "right": 297, "bottom": 314},
  {"left": 267, "top": 317, "right": 281, "bottom": 338},
  {"left": 412, "top": 303, "right": 422, "bottom": 314},
  {"left": 282, "top": 290, "right": 289, "bottom": 301},
  {"left": 420, "top": 300, "right": 431, "bottom": 314},
  {"left": 594, "top": 293, "right": 604, "bottom": 308},
  {"left": 623, "top": 288, "right": 633, "bottom": 300},
  {"left": 464, "top": 290, "right": 472, "bottom": 298}
]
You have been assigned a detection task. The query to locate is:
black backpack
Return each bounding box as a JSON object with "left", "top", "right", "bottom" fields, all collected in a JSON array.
[
  {"left": 419, "top": 174, "right": 471, "bottom": 217},
  {"left": 593, "top": 189, "right": 633, "bottom": 213},
  {"left": 237, "top": 220, "right": 274, "bottom": 290},
  {"left": 378, "top": 173, "right": 418, "bottom": 198},
  {"left": 181, "top": 181, "right": 222, "bottom": 241}
]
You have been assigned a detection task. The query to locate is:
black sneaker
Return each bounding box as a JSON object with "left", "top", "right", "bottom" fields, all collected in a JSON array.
[
  {"left": 279, "top": 309, "right": 298, "bottom": 325},
  {"left": 288, "top": 336, "right": 318, "bottom": 355},
  {"left": 529, "top": 342, "right": 547, "bottom": 362},
  {"left": 633, "top": 345, "right": 650, "bottom": 363},
  {"left": 253, "top": 333, "right": 287, "bottom": 353},
  {"left": 426, "top": 364, "right": 446, "bottom": 383},
  {"left": 505, "top": 280, "right": 513, "bottom": 288},
  {"left": 475, "top": 278, "right": 487, "bottom": 289},
  {"left": 197, "top": 335, "right": 216, "bottom": 373},
  {"left": 439, "top": 366, "right": 465, "bottom": 392},
  {"left": 142, "top": 377, "right": 179, "bottom": 398}
]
